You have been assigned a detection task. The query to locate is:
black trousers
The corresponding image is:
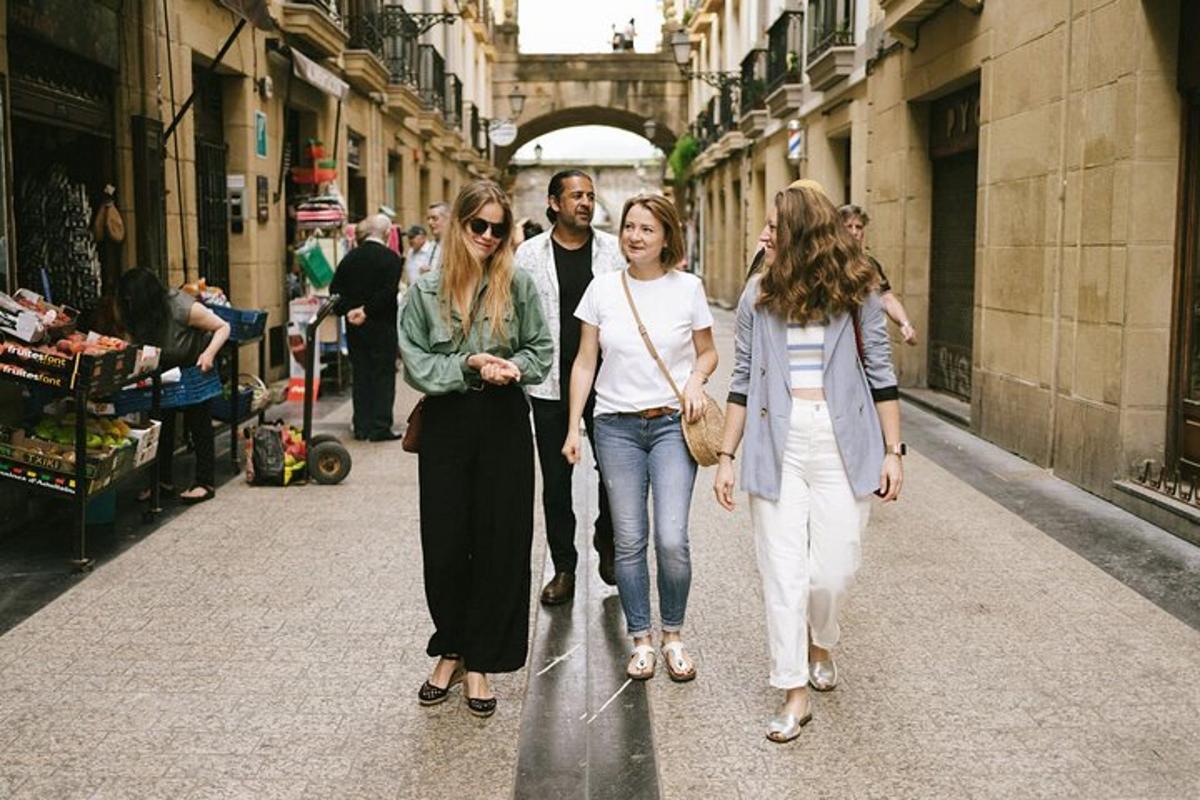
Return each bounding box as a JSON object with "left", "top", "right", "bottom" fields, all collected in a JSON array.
[
  {"left": 154, "top": 400, "right": 215, "bottom": 489},
  {"left": 348, "top": 337, "right": 397, "bottom": 439},
  {"left": 530, "top": 396, "right": 613, "bottom": 574},
  {"left": 418, "top": 384, "right": 535, "bottom": 673}
]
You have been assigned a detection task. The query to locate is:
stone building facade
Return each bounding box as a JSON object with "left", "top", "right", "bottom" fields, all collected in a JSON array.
[
  {"left": 0, "top": 0, "right": 503, "bottom": 378},
  {"left": 670, "top": 0, "right": 1198, "bottom": 538}
]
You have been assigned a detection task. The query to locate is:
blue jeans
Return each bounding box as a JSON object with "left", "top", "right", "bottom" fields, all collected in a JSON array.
[{"left": 593, "top": 412, "right": 698, "bottom": 638}]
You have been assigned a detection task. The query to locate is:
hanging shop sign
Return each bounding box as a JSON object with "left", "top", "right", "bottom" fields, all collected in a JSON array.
[
  {"left": 291, "top": 50, "right": 350, "bottom": 101},
  {"left": 255, "top": 111, "right": 268, "bottom": 159},
  {"left": 489, "top": 120, "right": 518, "bottom": 148},
  {"left": 7, "top": 0, "right": 119, "bottom": 71}
]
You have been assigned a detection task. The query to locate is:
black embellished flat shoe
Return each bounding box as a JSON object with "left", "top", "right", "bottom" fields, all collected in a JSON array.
[
  {"left": 417, "top": 663, "right": 465, "bottom": 706},
  {"left": 466, "top": 695, "right": 497, "bottom": 718}
]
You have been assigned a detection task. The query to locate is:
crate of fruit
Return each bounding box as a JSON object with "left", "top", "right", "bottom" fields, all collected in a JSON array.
[
  {"left": 0, "top": 331, "right": 136, "bottom": 392},
  {"left": 0, "top": 417, "right": 136, "bottom": 495},
  {"left": 207, "top": 305, "right": 268, "bottom": 342}
]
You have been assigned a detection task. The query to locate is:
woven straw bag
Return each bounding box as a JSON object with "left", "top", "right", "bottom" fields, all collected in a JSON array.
[{"left": 620, "top": 271, "right": 724, "bottom": 467}]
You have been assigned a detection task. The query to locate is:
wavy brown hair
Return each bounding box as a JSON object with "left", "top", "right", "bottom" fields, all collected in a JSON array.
[
  {"left": 757, "top": 184, "right": 876, "bottom": 323},
  {"left": 440, "top": 180, "right": 516, "bottom": 339}
]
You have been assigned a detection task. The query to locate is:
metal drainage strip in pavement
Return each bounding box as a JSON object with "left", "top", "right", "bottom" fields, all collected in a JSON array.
[{"left": 513, "top": 455, "right": 661, "bottom": 799}]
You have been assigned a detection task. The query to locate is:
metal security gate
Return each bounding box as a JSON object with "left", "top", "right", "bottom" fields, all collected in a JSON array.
[
  {"left": 928, "top": 85, "right": 980, "bottom": 400},
  {"left": 193, "top": 67, "right": 229, "bottom": 292},
  {"left": 1172, "top": 98, "right": 1200, "bottom": 479}
]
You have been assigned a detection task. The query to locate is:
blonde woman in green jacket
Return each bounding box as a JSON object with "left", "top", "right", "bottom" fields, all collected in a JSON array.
[{"left": 398, "top": 180, "right": 553, "bottom": 719}]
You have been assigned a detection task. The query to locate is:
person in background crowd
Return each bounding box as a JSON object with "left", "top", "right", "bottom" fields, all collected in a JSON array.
[
  {"left": 117, "top": 267, "right": 230, "bottom": 505},
  {"left": 714, "top": 184, "right": 903, "bottom": 743},
  {"left": 405, "top": 224, "right": 434, "bottom": 286},
  {"left": 522, "top": 219, "right": 545, "bottom": 242},
  {"left": 563, "top": 194, "right": 717, "bottom": 684},
  {"left": 611, "top": 24, "right": 623, "bottom": 51},
  {"left": 511, "top": 217, "right": 530, "bottom": 251},
  {"left": 426, "top": 202, "right": 449, "bottom": 272},
  {"left": 516, "top": 169, "right": 625, "bottom": 606},
  {"left": 398, "top": 180, "right": 553, "bottom": 719},
  {"left": 623, "top": 17, "right": 636, "bottom": 50},
  {"left": 330, "top": 214, "right": 404, "bottom": 442},
  {"left": 839, "top": 204, "right": 917, "bottom": 345}
]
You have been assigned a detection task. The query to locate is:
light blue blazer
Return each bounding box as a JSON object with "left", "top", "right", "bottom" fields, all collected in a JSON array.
[{"left": 728, "top": 276, "right": 898, "bottom": 500}]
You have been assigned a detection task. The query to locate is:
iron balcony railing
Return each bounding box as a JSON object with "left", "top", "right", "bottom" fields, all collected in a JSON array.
[
  {"left": 808, "top": 0, "right": 855, "bottom": 62},
  {"left": 468, "top": 102, "right": 486, "bottom": 153},
  {"left": 444, "top": 73, "right": 463, "bottom": 128},
  {"left": 695, "top": 97, "right": 717, "bottom": 150},
  {"left": 351, "top": 6, "right": 420, "bottom": 87},
  {"left": 347, "top": 9, "right": 385, "bottom": 57},
  {"left": 766, "top": 10, "right": 805, "bottom": 93},
  {"left": 739, "top": 48, "right": 768, "bottom": 114},
  {"left": 718, "top": 81, "right": 737, "bottom": 135},
  {"left": 418, "top": 44, "right": 446, "bottom": 111}
]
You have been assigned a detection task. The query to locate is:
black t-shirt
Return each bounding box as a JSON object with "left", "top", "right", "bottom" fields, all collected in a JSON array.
[
  {"left": 553, "top": 233, "right": 594, "bottom": 385},
  {"left": 867, "top": 254, "right": 892, "bottom": 294}
]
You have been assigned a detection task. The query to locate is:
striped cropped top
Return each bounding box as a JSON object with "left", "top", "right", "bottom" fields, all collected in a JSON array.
[{"left": 787, "top": 322, "right": 825, "bottom": 389}]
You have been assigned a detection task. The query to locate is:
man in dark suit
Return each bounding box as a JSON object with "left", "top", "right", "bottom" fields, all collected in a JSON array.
[{"left": 331, "top": 214, "right": 404, "bottom": 441}]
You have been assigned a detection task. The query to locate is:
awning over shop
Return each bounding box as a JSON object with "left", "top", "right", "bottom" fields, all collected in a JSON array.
[{"left": 291, "top": 50, "right": 350, "bottom": 101}]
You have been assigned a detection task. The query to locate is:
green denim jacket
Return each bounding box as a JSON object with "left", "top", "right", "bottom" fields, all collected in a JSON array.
[{"left": 397, "top": 267, "right": 553, "bottom": 395}]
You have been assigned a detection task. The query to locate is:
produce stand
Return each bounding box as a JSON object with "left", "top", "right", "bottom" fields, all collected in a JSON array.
[{"left": 0, "top": 340, "right": 163, "bottom": 572}]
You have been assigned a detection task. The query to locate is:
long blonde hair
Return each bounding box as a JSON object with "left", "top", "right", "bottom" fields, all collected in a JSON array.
[
  {"left": 757, "top": 184, "right": 876, "bottom": 324},
  {"left": 440, "top": 180, "right": 516, "bottom": 339}
]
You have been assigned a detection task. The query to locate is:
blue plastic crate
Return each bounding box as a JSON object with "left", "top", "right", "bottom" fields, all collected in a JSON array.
[
  {"left": 113, "top": 367, "right": 223, "bottom": 414},
  {"left": 208, "top": 305, "right": 268, "bottom": 342},
  {"left": 211, "top": 386, "right": 254, "bottom": 423}
]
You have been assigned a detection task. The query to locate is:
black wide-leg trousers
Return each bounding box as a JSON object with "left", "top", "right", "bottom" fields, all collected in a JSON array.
[{"left": 418, "top": 384, "right": 535, "bottom": 673}]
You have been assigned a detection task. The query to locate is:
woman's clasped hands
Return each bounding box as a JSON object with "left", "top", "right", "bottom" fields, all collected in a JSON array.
[{"left": 467, "top": 352, "right": 521, "bottom": 386}]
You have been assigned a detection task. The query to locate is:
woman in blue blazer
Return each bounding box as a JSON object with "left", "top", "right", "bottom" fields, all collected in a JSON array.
[{"left": 713, "top": 184, "right": 904, "bottom": 743}]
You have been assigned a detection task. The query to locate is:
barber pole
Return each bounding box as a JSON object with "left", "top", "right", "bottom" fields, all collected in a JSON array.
[{"left": 787, "top": 120, "right": 806, "bottom": 163}]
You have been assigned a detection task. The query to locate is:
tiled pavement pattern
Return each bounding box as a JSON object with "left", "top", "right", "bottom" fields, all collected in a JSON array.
[{"left": 0, "top": 308, "right": 1198, "bottom": 798}]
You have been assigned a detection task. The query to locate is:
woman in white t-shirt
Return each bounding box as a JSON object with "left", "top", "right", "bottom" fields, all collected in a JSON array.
[{"left": 563, "top": 194, "right": 718, "bottom": 682}]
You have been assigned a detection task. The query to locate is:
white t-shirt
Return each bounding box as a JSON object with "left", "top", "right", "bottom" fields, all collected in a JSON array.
[{"left": 575, "top": 269, "right": 714, "bottom": 415}]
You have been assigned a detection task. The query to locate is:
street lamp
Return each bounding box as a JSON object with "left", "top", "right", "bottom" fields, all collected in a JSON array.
[
  {"left": 670, "top": 30, "right": 693, "bottom": 68},
  {"left": 670, "top": 27, "right": 741, "bottom": 91},
  {"left": 643, "top": 119, "right": 658, "bottom": 141},
  {"left": 508, "top": 86, "right": 527, "bottom": 119}
]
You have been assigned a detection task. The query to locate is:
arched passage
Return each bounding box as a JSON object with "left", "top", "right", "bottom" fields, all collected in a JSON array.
[
  {"left": 492, "top": 50, "right": 689, "bottom": 169},
  {"left": 495, "top": 105, "right": 676, "bottom": 168}
]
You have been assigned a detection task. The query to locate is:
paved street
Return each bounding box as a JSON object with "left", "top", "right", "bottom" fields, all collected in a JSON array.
[{"left": 1, "top": 309, "right": 1198, "bottom": 799}]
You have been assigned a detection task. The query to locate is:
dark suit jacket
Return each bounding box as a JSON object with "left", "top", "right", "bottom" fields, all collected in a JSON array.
[{"left": 330, "top": 240, "right": 403, "bottom": 349}]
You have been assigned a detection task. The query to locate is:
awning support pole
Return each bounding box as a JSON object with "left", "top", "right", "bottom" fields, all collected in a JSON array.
[{"left": 163, "top": 17, "right": 247, "bottom": 141}]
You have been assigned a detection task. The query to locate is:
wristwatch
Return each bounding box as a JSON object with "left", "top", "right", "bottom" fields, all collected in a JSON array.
[{"left": 885, "top": 442, "right": 907, "bottom": 457}]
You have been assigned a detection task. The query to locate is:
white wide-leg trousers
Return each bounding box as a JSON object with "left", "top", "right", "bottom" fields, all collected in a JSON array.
[{"left": 749, "top": 399, "right": 870, "bottom": 690}]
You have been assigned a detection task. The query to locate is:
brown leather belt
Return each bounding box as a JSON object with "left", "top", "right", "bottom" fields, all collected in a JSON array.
[{"left": 617, "top": 406, "right": 678, "bottom": 419}]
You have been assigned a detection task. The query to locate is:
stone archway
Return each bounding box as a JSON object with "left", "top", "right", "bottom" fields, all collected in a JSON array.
[
  {"left": 494, "top": 104, "right": 678, "bottom": 167},
  {"left": 490, "top": 36, "right": 689, "bottom": 169}
]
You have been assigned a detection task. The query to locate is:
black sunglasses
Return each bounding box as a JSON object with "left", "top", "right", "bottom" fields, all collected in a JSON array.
[{"left": 467, "top": 217, "right": 509, "bottom": 239}]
